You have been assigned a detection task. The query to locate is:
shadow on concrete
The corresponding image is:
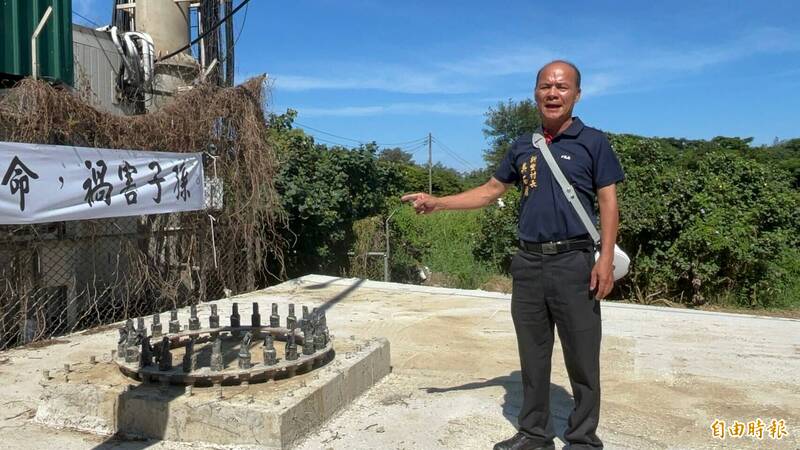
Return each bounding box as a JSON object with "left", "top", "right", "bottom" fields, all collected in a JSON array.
[
  {"left": 90, "top": 377, "right": 184, "bottom": 450},
  {"left": 316, "top": 278, "right": 365, "bottom": 314},
  {"left": 422, "top": 370, "right": 573, "bottom": 442},
  {"left": 303, "top": 277, "right": 342, "bottom": 290}
]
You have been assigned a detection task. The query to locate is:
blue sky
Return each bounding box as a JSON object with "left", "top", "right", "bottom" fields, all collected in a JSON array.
[{"left": 73, "top": 1, "right": 800, "bottom": 172}]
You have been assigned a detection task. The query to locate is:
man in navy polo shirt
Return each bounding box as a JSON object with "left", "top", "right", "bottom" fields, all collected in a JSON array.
[{"left": 402, "top": 60, "right": 624, "bottom": 450}]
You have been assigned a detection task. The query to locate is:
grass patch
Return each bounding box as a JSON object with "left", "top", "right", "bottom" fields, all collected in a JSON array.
[{"left": 390, "top": 206, "right": 496, "bottom": 290}]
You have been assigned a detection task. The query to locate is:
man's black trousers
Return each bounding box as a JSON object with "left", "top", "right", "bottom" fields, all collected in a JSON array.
[{"left": 509, "top": 247, "right": 603, "bottom": 449}]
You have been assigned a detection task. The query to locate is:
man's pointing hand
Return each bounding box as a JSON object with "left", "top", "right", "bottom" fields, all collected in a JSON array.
[{"left": 401, "top": 192, "right": 441, "bottom": 214}]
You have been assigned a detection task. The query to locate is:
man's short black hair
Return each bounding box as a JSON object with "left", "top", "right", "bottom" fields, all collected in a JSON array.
[{"left": 536, "top": 60, "right": 581, "bottom": 89}]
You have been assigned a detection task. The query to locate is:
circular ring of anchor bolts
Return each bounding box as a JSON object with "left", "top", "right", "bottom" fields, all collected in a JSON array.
[{"left": 113, "top": 302, "right": 333, "bottom": 386}]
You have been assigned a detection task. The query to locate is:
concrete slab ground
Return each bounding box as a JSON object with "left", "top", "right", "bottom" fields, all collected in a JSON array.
[
  {"left": 0, "top": 274, "right": 798, "bottom": 449},
  {"left": 34, "top": 337, "right": 389, "bottom": 448}
]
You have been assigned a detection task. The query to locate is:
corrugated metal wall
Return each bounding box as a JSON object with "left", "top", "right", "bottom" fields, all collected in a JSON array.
[
  {"left": 72, "top": 24, "right": 135, "bottom": 116},
  {"left": 0, "top": 0, "right": 74, "bottom": 85}
]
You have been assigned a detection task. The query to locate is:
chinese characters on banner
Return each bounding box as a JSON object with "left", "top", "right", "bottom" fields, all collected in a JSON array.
[{"left": 0, "top": 142, "right": 204, "bottom": 224}]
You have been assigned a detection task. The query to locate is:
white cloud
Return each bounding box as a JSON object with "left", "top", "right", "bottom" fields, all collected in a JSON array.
[
  {"left": 582, "top": 26, "right": 800, "bottom": 96},
  {"left": 266, "top": 26, "right": 799, "bottom": 102},
  {"left": 273, "top": 25, "right": 800, "bottom": 117},
  {"left": 438, "top": 47, "right": 556, "bottom": 77},
  {"left": 270, "top": 48, "right": 556, "bottom": 95},
  {"left": 293, "top": 101, "right": 486, "bottom": 117},
  {"left": 273, "top": 69, "right": 476, "bottom": 94}
]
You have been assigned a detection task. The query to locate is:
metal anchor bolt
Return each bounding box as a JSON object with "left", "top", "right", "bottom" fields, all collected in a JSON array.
[
  {"left": 251, "top": 302, "right": 261, "bottom": 327},
  {"left": 209, "top": 304, "right": 220, "bottom": 328},
  {"left": 270, "top": 303, "right": 280, "bottom": 328},
  {"left": 169, "top": 309, "right": 180, "bottom": 333},
  {"left": 188, "top": 304, "right": 200, "bottom": 331},
  {"left": 151, "top": 313, "right": 162, "bottom": 337}
]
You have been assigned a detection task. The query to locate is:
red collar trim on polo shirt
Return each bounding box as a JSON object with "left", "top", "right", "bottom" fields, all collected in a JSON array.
[{"left": 540, "top": 117, "right": 584, "bottom": 144}]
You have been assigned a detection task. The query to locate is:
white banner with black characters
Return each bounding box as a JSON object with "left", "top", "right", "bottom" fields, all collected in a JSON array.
[{"left": 0, "top": 142, "right": 204, "bottom": 224}]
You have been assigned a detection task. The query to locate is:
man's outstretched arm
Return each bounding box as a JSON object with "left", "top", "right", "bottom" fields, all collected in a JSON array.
[{"left": 401, "top": 177, "right": 510, "bottom": 214}]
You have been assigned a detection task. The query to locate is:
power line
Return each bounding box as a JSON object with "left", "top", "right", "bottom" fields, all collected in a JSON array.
[
  {"left": 294, "top": 122, "right": 364, "bottom": 144},
  {"left": 291, "top": 121, "right": 466, "bottom": 169},
  {"left": 400, "top": 142, "right": 428, "bottom": 155},
  {"left": 292, "top": 123, "right": 476, "bottom": 171},
  {"left": 376, "top": 137, "right": 429, "bottom": 147},
  {"left": 436, "top": 144, "right": 479, "bottom": 172},
  {"left": 294, "top": 121, "right": 427, "bottom": 148},
  {"left": 299, "top": 126, "right": 477, "bottom": 171},
  {"left": 311, "top": 136, "right": 358, "bottom": 148},
  {"left": 213, "top": 1, "right": 248, "bottom": 85},
  {"left": 307, "top": 133, "right": 472, "bottom": 173},
  {"left": 233, "top": 2, "right": 249, "bottom": 45},
  {"left": 305, "top": 134, "right": 430, "bottom": 161},
  {"left": 433, "top": 137, "right": 473, "bottom": 167},
  {"left": 73, "top": 10, "right": 101, "bottom": 27},
  {"left": 309, "top": 135, "right": 427, "bottom": 154},
  {"left": 156, "top": 0, "right": 251, "bottom": 63},
  {"left": 379, "top": 138, "right": 428, "bottom": 148},
  {"left": 432, "top": 137, "right": 479, "bottom": 171}
]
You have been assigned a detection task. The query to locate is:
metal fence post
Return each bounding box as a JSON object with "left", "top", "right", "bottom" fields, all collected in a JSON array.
[{"left": 384, "top": 208, "right": 400, "bottom": 282}]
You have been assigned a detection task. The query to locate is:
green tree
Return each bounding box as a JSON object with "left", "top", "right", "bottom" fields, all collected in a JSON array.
[
  {"left": 430, "top": 163, "right": 466, "bottom": 195},
  {"left": 483, "top": 99, "right": 541, "bottom": 171},
  {"left": 752, "top": 138, "right": 800, "bottom": 188},
  {"left": 267, "top": 110, "right": 403, "bottom": 276},
  {"left": 710, "top": 136, "right": 753, "bottom": 151},
  {"left": 462, "top": 168, "right": 493, "bottom": 189},
  {"left": 390, "top": 162, "right": 466, "bottom": 196},
  {"left": 379, "top": 147, "right": 415, "bottom": 164}
]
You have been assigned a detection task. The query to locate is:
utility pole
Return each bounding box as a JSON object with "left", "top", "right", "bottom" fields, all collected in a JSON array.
[
  {"left": 427, "top": 132, "right": 432, "bottom": 194},
  {"left": 224, "top": 0, "right": 235, "bottom": 86}
]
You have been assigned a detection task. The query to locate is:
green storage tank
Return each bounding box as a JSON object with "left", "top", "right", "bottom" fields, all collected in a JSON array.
[{"left": 0, "top": 0, "right": 74, "bottom": 86}]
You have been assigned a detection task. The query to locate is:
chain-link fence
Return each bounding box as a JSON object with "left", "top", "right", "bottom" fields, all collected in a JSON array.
[{"left": 0, "top": 213, "right": 266, "bottom": 350}]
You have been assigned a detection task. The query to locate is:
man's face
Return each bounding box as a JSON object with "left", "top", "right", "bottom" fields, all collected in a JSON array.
[{"left": 534, "top": 63, "right": 581, "bottom": 127}]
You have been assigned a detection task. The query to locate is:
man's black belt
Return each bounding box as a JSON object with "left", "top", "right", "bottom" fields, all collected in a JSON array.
[{"left": 519, "top": 235, "right": 594, "bottom": 255}]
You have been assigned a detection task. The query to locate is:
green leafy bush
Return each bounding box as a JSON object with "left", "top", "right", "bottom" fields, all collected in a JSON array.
[
  {"left": 347, "top": 216, "right": 386, "bottom": 280},
  {"left": 268, "top": 110, "right": 403, "bottom": 276},
  {"left": 614, "top": 136, "right": 800, "bottom": 307},
  {"left": 385, "top": 161, "right": 466, "bottom": 196},
  {"left": 473, "top": 133, "right": 800, "bottom": 308},
  {"left": 472, "top": 188, "right": 520, "bottom": 273},
  {"left": 388, "top": 204, "right": 495, "bottom": 289}
]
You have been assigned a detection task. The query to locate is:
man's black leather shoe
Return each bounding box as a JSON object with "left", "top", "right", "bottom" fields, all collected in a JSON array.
[{"left": 493, "top": 432, "right": 555, "bottom": 450}]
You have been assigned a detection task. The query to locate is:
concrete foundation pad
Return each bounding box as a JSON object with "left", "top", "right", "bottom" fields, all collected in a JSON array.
[
  {"left": 35, "top": 337, "right": 390, "bottom": 449},
  {"left": 2, "top": 275, "right": 797, "bottom": 449}
]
